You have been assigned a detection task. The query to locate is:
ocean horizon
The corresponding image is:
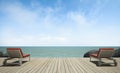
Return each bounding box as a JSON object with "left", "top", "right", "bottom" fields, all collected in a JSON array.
[{"left": 0, "top": 46, "right": 120, "bottom": 57}]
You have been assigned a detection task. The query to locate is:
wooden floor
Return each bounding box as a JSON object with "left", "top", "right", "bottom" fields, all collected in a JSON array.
[{"left": 0, "top": 58, "right": 120, "bottom": 73}]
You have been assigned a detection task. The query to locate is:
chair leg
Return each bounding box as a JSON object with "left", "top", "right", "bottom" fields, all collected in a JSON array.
[
  {"left": 113, "top": 59, "right": 117, "bottom": 66},
  {"left": 3, "top": 59, "right": 7, "bottom": 65},
  {"left": 90, "top": 56, "right": 92, "bottom": 62},
  {"left": 98, "top": 58, "right": 102, "bottom": 66},
  {"left": 29, "top": 56, "right": 30, "bottom": 61},
  {"left": 19, "top": 58, "right": 22, "bottom": 66},
  {"left": 110, "top": 57, "right": 117, "bottom": 66},
  {"left": 3, "top": 58, "right": 12, "bottom": 65}
]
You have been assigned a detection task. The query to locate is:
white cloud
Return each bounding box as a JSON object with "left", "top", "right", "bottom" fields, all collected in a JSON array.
[
  {"left": 0, "top": 0, "right": 120, "bottom": 46},
  {"left": 0, "top": 35, "right": 68, "bottom": 46},
  {"left": 67, "top": 12, "right": 88, "bottom": 25},
  {"left": 3, "top": 3, "right": 38, "bottom": 27},
  {"left": 1, "top": 29, "right": 120, "bottom": 46},
  {"left": 66, "top": 11, "right": 95, "bottom": 29}
]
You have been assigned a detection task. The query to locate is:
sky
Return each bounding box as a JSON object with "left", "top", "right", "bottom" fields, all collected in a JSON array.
[{"left": 0, "top": 0, "right": 120, "bottom": 46}]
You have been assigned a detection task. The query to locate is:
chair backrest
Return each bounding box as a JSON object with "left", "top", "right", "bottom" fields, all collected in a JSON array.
[
  {"left": 97, "top": 48, "right": 114, "bottom": 58},
  {"left": 7, "top": 48, "right": 23, "bottom": 58}
]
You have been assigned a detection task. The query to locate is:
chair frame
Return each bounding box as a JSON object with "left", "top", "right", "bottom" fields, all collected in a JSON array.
[
  {"left": 3, "top": 48, "right": 30, "bottom": 66},
  {"left": 90, "top": 48, "right": 117, "bottom": 66}
]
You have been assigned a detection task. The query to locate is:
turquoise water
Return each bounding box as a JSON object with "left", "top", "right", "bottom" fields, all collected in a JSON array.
[{"left": 0, "top": 46, "right": 119, "bottom": 57}]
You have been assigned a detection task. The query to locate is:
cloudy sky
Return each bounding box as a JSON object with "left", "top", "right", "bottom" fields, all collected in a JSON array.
[{"left": 0, "top": 0, "right": 120, "bottom": 46}]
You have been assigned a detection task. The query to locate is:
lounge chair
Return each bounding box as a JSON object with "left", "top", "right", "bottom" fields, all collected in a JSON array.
[
  {"left": 90, "top": 48, "right": 117, "bottom": 66},
  {"left": 3, "top": 48, "right": 30, "bottom": 66}
]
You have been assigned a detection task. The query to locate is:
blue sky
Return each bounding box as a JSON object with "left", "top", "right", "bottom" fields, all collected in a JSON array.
[{"left": 0, "top": 0, "right": 120, "bottom": 46}]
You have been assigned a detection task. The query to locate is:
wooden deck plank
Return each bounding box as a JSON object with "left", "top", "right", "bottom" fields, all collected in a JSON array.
[
  {"left": 36, "top": 58, "right": 52, "bottom": 73},
  {"left": 56, "top": 58, "right": 60, "bottom": 73},
  {"left": 66, "top": 58, "right": 80, "bottom": 73},
  {"left": 79, "top": 58, "right": 108, "bottom": 73},
  {"left": 69, "top": 58, "right": 86, "bottom": 73},
  {"left": 45, "top": 58, "right": 56, "bottom": 73},
  {"left": 59, "top": 58, "right": 66, "bottom": 73},
  {"left": 98, "top": 58, "right": 119, "bottom": 73},
  {"left": 0, "top": 58, "right": 120, "bottom": 73},
  {"left": 16, "top": 59, "right": 41, "bottom": 73},
  {"left": 52, "top": 58, "right": 58, "bottom": 73},
  {"left": 100, "top": 58, "right": 120, "bottom": 73},
  {"left": 26, "top": 58, "right": 48, "bottom": 73},
  {"left": 63, "top": 58, "right": 71, "bottom": 73}
]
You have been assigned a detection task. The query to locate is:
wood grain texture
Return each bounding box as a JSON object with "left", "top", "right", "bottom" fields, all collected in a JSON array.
[{"left": 0, "top": 58, "right": 120, "bottom": 73}]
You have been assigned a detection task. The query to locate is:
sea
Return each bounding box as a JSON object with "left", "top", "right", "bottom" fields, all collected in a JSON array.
[{"left": 0, "top": 46, "right": 119, "bottom": 57}]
